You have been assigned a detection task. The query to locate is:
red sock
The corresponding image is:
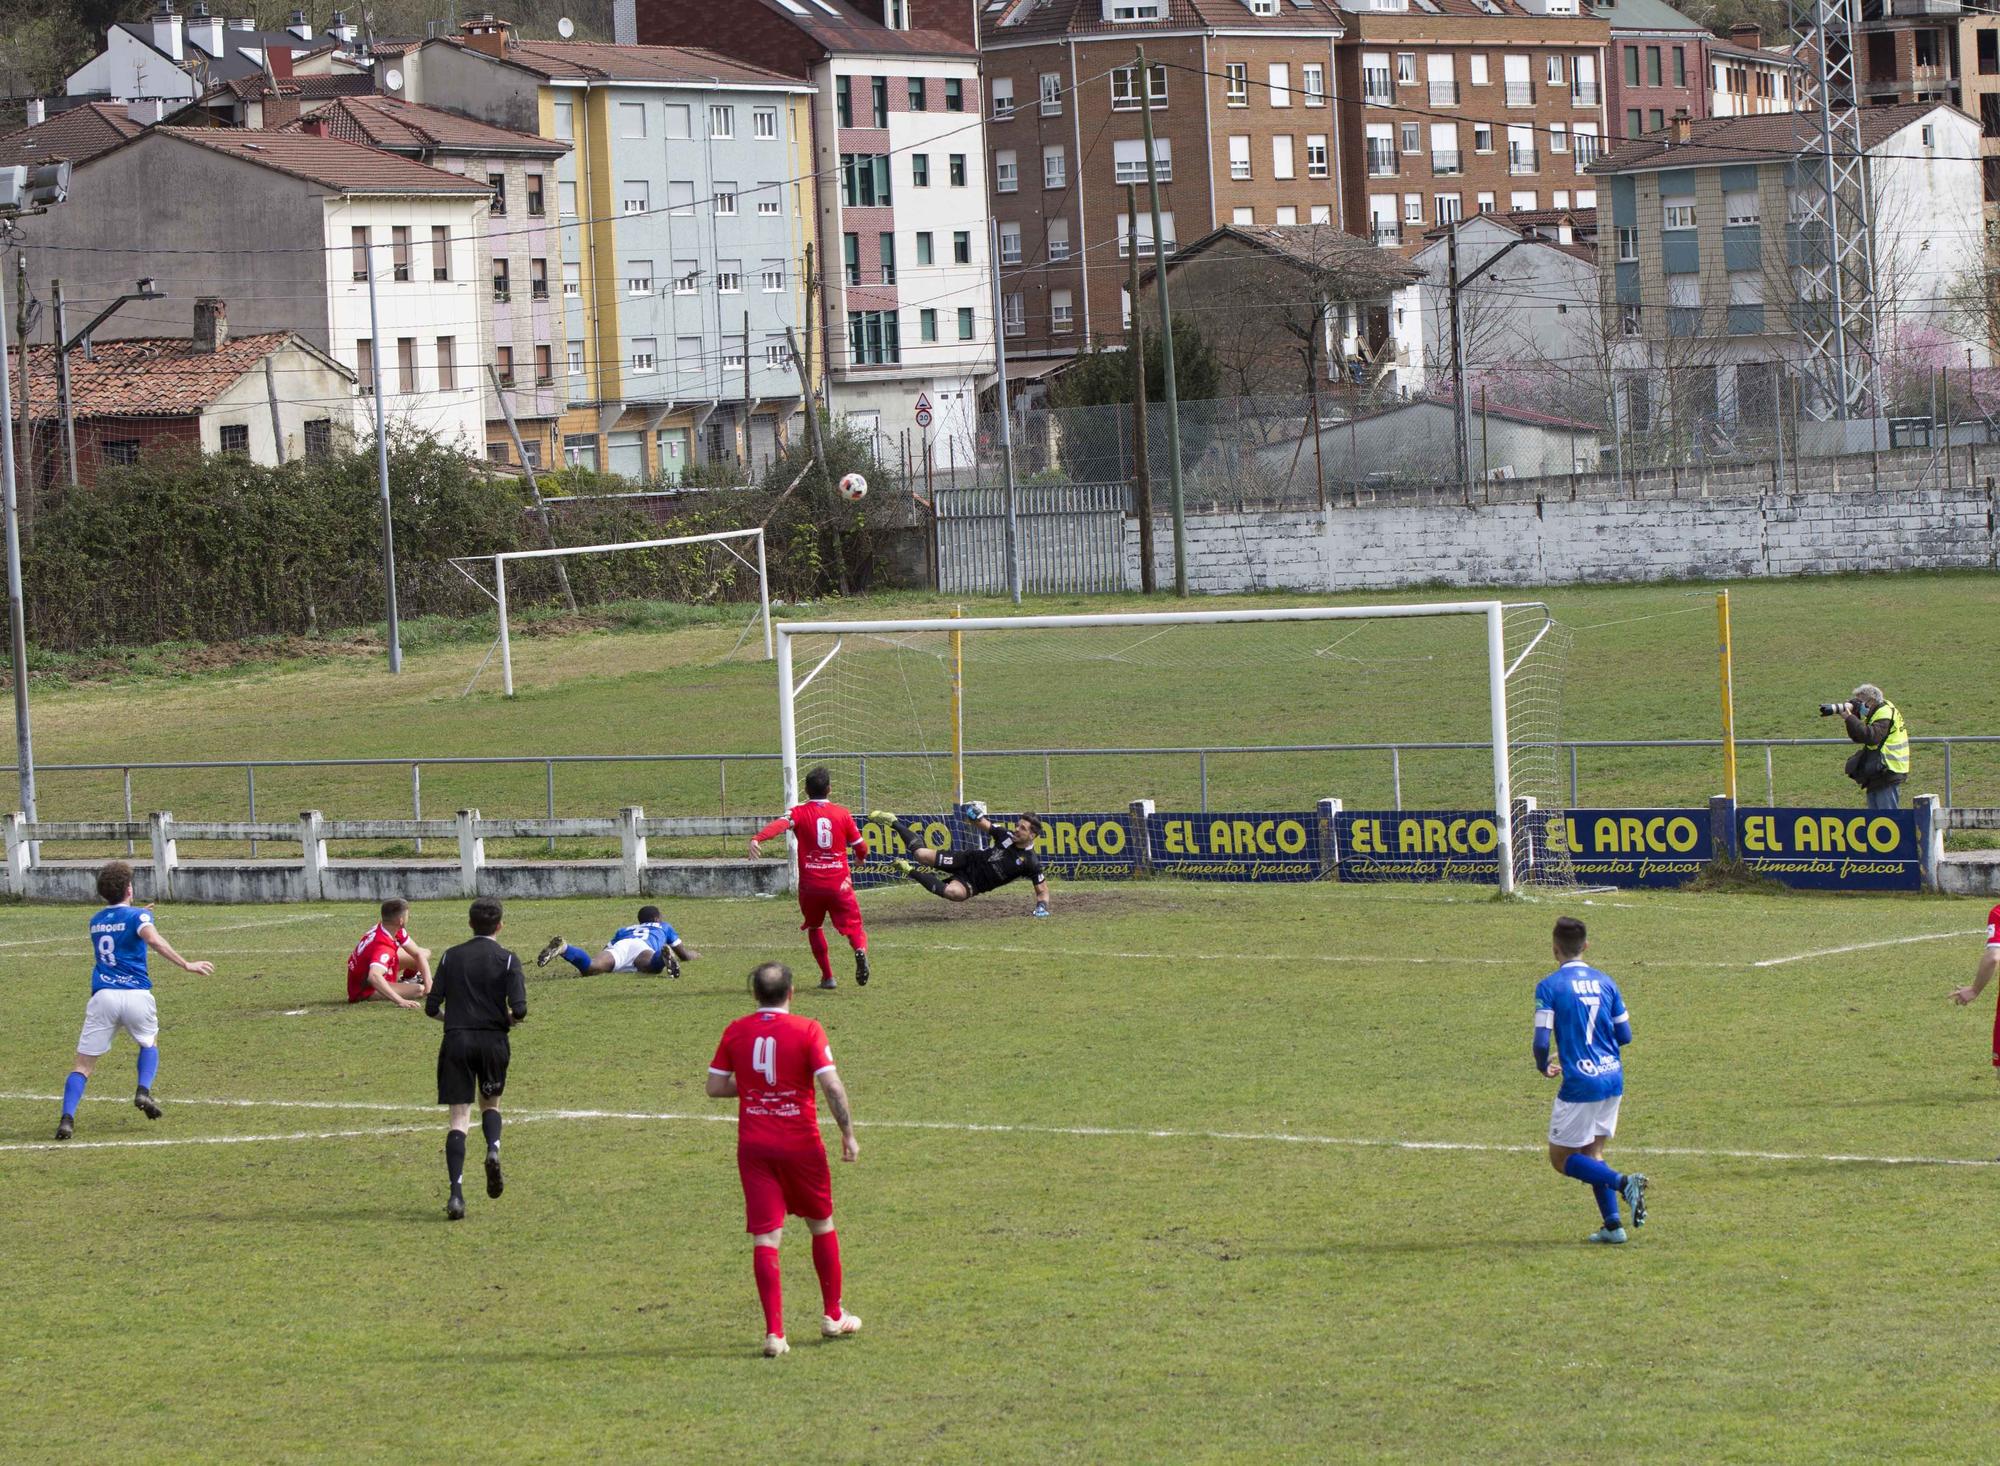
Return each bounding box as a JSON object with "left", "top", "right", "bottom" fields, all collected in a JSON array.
[
  {"left": 753, "top": 1245, "right": 783, "bottom": 1337},
  {"left": 811, "top": 1229, "right": 843, "bottom": 1319},
  {"left": 807, "top": 929, "right": 833, "bottom": 982}
]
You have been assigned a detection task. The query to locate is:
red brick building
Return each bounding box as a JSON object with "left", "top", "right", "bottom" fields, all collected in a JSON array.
[{"left": 1594, "top": 0, "right": 1708, "bottom": 142}]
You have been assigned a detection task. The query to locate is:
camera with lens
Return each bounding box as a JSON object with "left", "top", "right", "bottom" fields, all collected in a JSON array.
[{"left": 1818, "top": 701, "right": 1850, "bottom": 717}]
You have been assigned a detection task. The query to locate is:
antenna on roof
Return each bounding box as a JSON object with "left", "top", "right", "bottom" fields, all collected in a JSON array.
[{"left": 556, "top": 15, "right": 574, "bottom": 36}]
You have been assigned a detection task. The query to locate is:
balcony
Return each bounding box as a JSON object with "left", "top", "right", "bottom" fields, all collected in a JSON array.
[
  {"left": 1429, "top": 80, "right": 1459, "bottom": 105},
  {"left": 1574, "top": 147, "right": 1599, "bottom": 174},
  {"left": 1366, "top": 143, "right": 1399, "bottom": 176},
  {"left": 1371, "top": 223, "right": 1403, "bottom": 246},
  {"left": 1572, "top": 82, "right": 1600, "bottom": 106},
  {"left": 1432, "top": 148, "right": 1463, "bottom": 174},
  {"left": 1506, "top": 81, "right": 1536, "bottom": 107},
  {"left": 1891, "top": 0, "right": 1960, "bottom": 13},
  {"left": 1509, "top": 147, "right": 1539, "bottom": 174},
  {"left": 1364, "top": 82, "right": 1394, "bottom": 105}
]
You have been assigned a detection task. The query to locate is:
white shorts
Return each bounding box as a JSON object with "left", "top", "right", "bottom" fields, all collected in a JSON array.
[
  {"left": 1548, "top": 1095, "right": 1622, "bottom": 1149},
  {"left": 606, "top": 936, "right": 659, "bottom": 973},
  {"left": 77, "top": 989, "right": 159, "bottom": 1057}
]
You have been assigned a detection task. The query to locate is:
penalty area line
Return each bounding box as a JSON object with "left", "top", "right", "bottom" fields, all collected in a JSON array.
[{"left": 1750, "top": 930, "right": 1977, "bottom": 968}]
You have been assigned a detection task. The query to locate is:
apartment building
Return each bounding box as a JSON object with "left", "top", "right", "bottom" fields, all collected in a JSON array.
[
  {"left": 978, "top": 0, "right": 1347, "bottom": 361},
  {"left": 1954, "top": 10, "right": 2000, "bottom": 224},
  {"left": 627, "top": 0, "right": 991, "bottom": 462},
  {"left": 1594, "top": 104, "right": 1984, "bottom": 439},
  {"left": 1592, "top": 0, "right": 1706, "bottom": 142},
  {"left": 1333, "top": 0, "right": 1609, "bottom": 248},
  {"left": 288, "top": 95, "right": 574, "bottom": 470},
  {"left": 418, "top": 26, "right": 820, "bottom": 481},
  {"left": 1704, "top": 27, "right": 1800, "bottom": 119}
]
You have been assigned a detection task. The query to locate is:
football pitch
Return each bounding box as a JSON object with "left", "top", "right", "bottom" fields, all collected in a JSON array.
[{"left": 6, "top": 881, "right": 2000, "bottom": 1462}]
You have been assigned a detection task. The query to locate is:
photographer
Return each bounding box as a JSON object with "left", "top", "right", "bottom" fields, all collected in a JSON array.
[{"left": 1821, "top": 683, "right": 1910, "bottom": 811}]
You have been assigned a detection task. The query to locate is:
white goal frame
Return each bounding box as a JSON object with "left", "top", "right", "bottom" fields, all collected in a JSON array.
[
  {"left": 776, "top": 601, "right": 1527, "bottom": 894},
  {"left": 454, "top": 527, "right": 772, "bottom": 697}
]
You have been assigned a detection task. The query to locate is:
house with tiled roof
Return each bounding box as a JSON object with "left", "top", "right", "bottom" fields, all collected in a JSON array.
[
  {"left": 63, "top": 0, "right": 348, "bottom": 111},
  {"left": 17, "top": 125, "right": 496, "bottom": 453},
  {"left": 1702, "top": 26, "right": 1801, "bottom": 121},
  {"left": 9, "top": 299, "right": 356, "bottom": 484},
  {"left": 0, "top": 103, "right": 145, "bottom": 170},
  {"left": 1409, "top": 208, "right": 1600, "bottom": 389}
]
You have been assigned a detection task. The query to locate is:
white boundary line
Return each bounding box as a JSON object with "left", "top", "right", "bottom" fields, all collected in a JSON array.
[
  {"left": 1750, "top": 930, "right": 1977, "bottom": 968},
  {"left": 1, "top": 1092, "right": 1990, "bottom": 1168}
]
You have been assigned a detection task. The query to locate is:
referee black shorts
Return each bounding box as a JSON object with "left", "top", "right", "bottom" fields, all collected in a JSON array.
[{"left": 437, "top": 1029, "right": 511, "bottom": 1105}]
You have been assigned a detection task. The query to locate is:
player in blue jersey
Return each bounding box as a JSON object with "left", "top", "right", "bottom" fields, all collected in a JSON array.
[
  {"left": 535, "top": 905, "right": 700, "bottom": 978},
  {"left": 54, "top": 861, "right": 215, "bottom": 1141},
  {"left": 1533, "top": 916, "right": 1648, "bottom": 1243}
]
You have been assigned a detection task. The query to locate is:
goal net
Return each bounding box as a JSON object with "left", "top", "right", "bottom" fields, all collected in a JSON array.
[
  {"left": 778, "top": 603, "right": 1573, "bottom": 893},
  {"left": 452, "top": 528, "right": 772, "bottom": 696}
]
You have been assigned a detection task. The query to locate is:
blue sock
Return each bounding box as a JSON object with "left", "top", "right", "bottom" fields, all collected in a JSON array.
[
  {"left": 563, "top": 945, "right": 591, "bottom": 974},
  {"left": 136, "top": 1046, "right": 160, "bottom": 1091},
  {"left": 61, "top": 1070, "right": 88, "bottom": 1117},
  {"left": 1563, "top": 1154, "right": 1624, "bottom": 1191},
  {"left": 1592, "top": 1184, "right": 1622, "bottom": 1227}
]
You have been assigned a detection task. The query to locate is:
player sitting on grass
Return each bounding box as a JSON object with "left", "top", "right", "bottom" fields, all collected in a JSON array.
[
  {"left": 1535, "top": 916, "right": 1647, "bottom": 1244},
  {"left": 871, "top": 802, "right": 1050, "bottom": 916},
  {"left": 55, "top": 860, "right": 215, "bottom": 1141},
  {"left": 537, "top": 906, "right": 699, "bottom": 978},
  {"left": 345, "top": 898, "right": 432, "bottom": 1009}
]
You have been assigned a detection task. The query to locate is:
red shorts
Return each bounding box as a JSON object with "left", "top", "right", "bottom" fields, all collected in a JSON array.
[
  {"left": 798, "top": 879, "right": 866, "bottom": 945},
  {"left": 738, "top": 1145, "right": 834, "bottom": 1234}
]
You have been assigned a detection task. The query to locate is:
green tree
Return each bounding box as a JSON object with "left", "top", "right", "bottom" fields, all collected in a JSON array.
[{"left": 1050, "top": 316, "right": 1222, "bottom": 409}]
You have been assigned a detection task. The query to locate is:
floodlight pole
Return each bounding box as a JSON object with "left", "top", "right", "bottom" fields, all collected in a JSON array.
[
  {"left": 0, "top": 247, "right": 35, "bottom": 828},
  {"left": 1137, "top": 46, "right": 1187, "bottom": 597},
  {"left": 364, "top": 244, "right": 403, "bottom": 675}
]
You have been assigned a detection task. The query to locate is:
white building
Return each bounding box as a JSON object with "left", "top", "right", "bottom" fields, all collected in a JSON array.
[
  {"left": 1411, "top": 210, "right": 1601, "bottom": 380},
  {"left": 65, "top": 0, "right": 341, "bottom": 110}
]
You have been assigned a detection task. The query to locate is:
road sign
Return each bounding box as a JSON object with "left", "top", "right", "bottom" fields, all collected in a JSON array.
[{"left": 915, "top": 406, "right": 933, "bottom": 428}]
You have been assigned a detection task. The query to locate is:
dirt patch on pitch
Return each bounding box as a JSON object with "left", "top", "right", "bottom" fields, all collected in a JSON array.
[{"left": 864, "top": 886, "right": 1183, "bottom": 925}]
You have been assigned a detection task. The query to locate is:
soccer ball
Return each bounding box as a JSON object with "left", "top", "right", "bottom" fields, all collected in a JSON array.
[{"left": 838, "top": 471, "right": 868, "bottom": 502}]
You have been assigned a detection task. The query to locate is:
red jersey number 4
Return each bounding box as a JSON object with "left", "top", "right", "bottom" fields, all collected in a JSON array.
[{"left": 714, "top": 1010, "right": 834, "bottom": 1149}]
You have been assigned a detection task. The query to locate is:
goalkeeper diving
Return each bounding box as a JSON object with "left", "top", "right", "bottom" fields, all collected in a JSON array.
[{"left": 871, "top": 802, "right": 1051, "bottom": 915}]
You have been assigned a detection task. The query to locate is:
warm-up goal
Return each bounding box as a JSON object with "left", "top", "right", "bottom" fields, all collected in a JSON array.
[{"left": 776, "top": 602, "right": 1573, "bottom": 893}]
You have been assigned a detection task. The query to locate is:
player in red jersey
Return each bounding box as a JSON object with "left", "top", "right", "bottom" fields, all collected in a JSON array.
[
  {"left": 345, "top": 898, "right": 432, "bottom": 1008},
  {"left": 1950, "top": 902, "right": 2000, "bottom": 1073},
  {"left": 706, "top": 961, "right": 862, "bottom": 1358},
  {"left": 749, "top": 765, "right": 871, "bottom": 991}
]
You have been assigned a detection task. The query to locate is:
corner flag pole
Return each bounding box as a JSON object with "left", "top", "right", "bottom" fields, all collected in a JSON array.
[{"left": 1717, "top": 590, "right": 1738, "bottom": 801}]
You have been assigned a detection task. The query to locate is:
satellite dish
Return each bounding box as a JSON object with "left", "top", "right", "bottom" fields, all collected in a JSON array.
[
  {"left": 384, "top": 66, "right": 404, "bottom": 90},
  {"left": 556, "top": 16, "right": 575, "bottom": 36}
]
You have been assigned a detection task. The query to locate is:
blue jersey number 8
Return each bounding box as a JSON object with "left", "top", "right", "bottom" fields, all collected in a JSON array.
[{"left": 96, "top": 934, "right": 116, "bottom": 968}]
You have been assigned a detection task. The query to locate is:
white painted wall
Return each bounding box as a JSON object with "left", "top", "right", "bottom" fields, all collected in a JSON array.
[
  {"left": 197, "top": 341, "right": 357, "bottom": 461},
  {"left": 67, "top": 27, "right": 198, "bottom": 104},
  {"left": 1412, "top": 218, "right": 1601, "bottom": 377},
  {"left": 1869, "top": 109, "right": 1989, "bottom": 366}
]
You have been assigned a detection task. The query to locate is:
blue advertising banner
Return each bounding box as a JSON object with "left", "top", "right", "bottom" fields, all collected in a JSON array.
[
  {"left": 1734, "top": 807, "right": 1928, "bottom": 891},
  {"left": 1538, "top": 809, "right": 1714, "bottom": 888},
  {"left": 1141, "top": 810, "right": 1330, "bottom": 882},
  {"left": 1334, "top": 810, "right": 1506, "bottom": 883}
]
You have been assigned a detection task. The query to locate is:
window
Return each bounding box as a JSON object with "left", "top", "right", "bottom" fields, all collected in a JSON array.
[
  {"left": 534, "top": 344, "right": 553, "bottom": 384},
  {"left": 626, "top": 260, "right": 653, "bottom": 295},
  {"left": 523, "top": 174, "right": 544, "bottom": 219},
  {"left": 916, "top": 231, "right": 934, "bottom": 265},
  {"left": 1435, "top": 192, "right": 1462, "bottom": 224},
  {"left": 1041, "top": 71, "right": 1063, "bottom": 114},
  {"left": 219, "top": 422, "right": 249, "bottom": 455},
  {"left": 1626, "top": 109, "right": 1642, "bottom": 139},
  {"left": 1510, "top": 189, "right": 1537, "bottom": 211},
  {"left": 530, "top": 257, "right": 548, "bottom": 298},
  {"left": 1673, "top": 47, "right": 1686, "bottom": 86},
  {"left": 848, "top": 310, "right": 901, "bottom": 363},
  {"left": 674, "top": 261, "right": 698, "bottom": 294},
  {"left": 836, "top": 76, "right": 852, "bottom": 128},
  {"left": 1226, "top": 62, "right": 1248, "bottom": 105},
  {"left": 488, "top": 173, "right": 506, "bottom": 215},
  {"left": 1113, "top": 137, "right": 1171, "bottom": 183},
  {"left": 1000, "top": 221, "right": 1022, "bottom": 264},
  {"left": 1306, "top": 134, "right": 1328, "bottom": 178},
  {"left": 1052, "top": 288, "right": 1074, "bottom": 332},
  {"left": 632, "top": 338, "right": 657, "bottom": 373},
  {"left": 1268, "top": 63, "right": 1291, "bottom": 105},
  {"left": 1404, "top": 193, "right": 1423, "bottom": 224},
  {"left": 1233, "top": 206, "right": 1255, "bottom": 224},
  {"left": 1111, "top": 64, "right": 1167, "bottom": 109},
  {"left": 1302, "top": 63, "right": 1324, "bottom": 105},
  {"left": 1725, "top": 189, "right": 1760, "bottom": 225},
  {"left": 841, "top": 154, "right": 893, "bottom": 206},
  {"left": 1400, "top": 121, "right": 1420, "bottom": 154},
  {"left": 871, "top": 77, "right": 888, "bottom": 127},
  {"left": 1275, "top": 206, "right": 1297, "bottom": 225},
  {"left": 954, "top": 230, "right": 971, "bottom": 264},
  {"left": 430, "top": 225, "right": 449, "bottom": 281},
  {"left": 553, "top": 101, "right": 574, "bottom": 138},
  {"left": 351, "top": 226, "right": 369, "bottom": 282},
  {"left": 875, "top": 234, "right": 894, "bottom": 285},
  {"left": 623, "top": 179, "right": 649, "bottom": 214},
  {"left": 396, "top": 337, "right": 416, "bottom": 393},
  {"left": 104, "top": 438, "right": 140, "bottom": 466},
  {"left": 765, "top": 341, "right": 791, "bottom": 367},
  {"left": 1396, "top": 52, "right": 1416, "bottom": 84},
  {"left": 1476, "top": 191, "right": 1495, "bottom": 211},
  {"left": 1625, "top": 47, "right": 1638, "bottom": 86},
  {"left": 1664, "top": 201, "right": 1696, "bottom": 229},
  {"left": 1549, "top": 122, "right": 1567, "bottom": 153},
  {"left": 665, "top": 104, "right": 690, "bottom": 138},
  {"left": 1646, "top": 46, "right": 1661, "bottom": 86},
  {"left": 1469, "top": 54, "right": 1489, "bottom": 86},
  {"left": 1310, "top": 205, "right": 1330, "bottom": 224},
  {"left": 710, "top": 105, "right": 736, "bottom": 139},
  {"left": 844, "top": 233, "right": 861, "bottom": 285},
  {"left": 356, "top": 338, "right": 375, "bottom": 394},
  {"left": 1048, "top": 217, "right": 1070, "bottom": 259},
  {"left": 762, "top": 262, "right": 785, "bottom": 292},
  {"left": 1362, "top": 53, "right": 1392, "bottom": 102},
  {"left": 945, "top": 78, "right": 964, "bottom": 111},
  {"left": 1043, "top": 145, "right": 1066, "bottom": 188},
  {"left": 567, "top": 340, "right": 584, "bottom": 376},
  {"left": 618, "top": 102, "right": 647, "bottom": 138},
  {"left": 758, "top": 186, "right": 781, "bottom": 216},
  {"left": 563, "top": 434, "right": 599, "bottom": 471},
  {"left": 493, "top": 258, "right": 511, "bottom": 301},
  {"left": 755, "top": 106, "right": 779, "bottom": 138},
  {"left": 958, "top": 306, "right": 975, "bottom": 340},
  {"left": 913, "top": 153, "right": 930, "bottom": 187},
  {"left": 1366, "top": 125, "right": 1396, "bottom": 175},
  {"left": 1003, "top": 292, "right": 1024, "bottom": 335},
  {"left": 1617, "top": 226, "right": 1638, "bottom": 261},
  {"left": 949, "top": 153, "right": 967, "bottom": 186},
  {"left": 304, "top": 419, "right": 332, "bottom": 458},
  {"left": 390, "top": 225, "right": 411, "bottom": 282},
  {"left": 1546, "top": 55, "right": 1563, "bottom": 85},
  {"left": 909, "top": 76, "right": 928, "bottom": 110},
  {"left": 715, "top": 185, "right": 737, "bottom": 215},
  {"left": 1229, "top": 134, "right": 1251, "bottom": 179},
  {"left": 1114, "top": 210, "right": 1176, "bottom": 256},
  {"left": 717, "top": 262, "right": 743, "bottom": 293},
  {"left": 1108, "top": 0, "right": 1163, "bottom": 15},
  {"left": 993, "top": 78, "right": 1014, "bottom": 117},
  {"left": 1473, "top": 122, "right": 1493, "bottom": 153},
  {"left": 1648, "top": 108, "right": 1664, "bottom": 134},
  {"left": 1272, "top": 134, "right": 1295, "bottom": 179},
  {"left": 675, "top": 337, "right": 701, "bottom": 378},
  {"left": 996, "top": 149, "right": 1018, "bottom": 192},
  {"left": 559, "top": 181, "right": 578, "bottom": 217},
  {"left": 920, "top": 307, "right": 938, "bottom": 342}
]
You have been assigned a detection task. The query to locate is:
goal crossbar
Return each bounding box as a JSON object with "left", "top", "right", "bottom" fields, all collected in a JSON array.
[{"left": 775, "top": 600, "right": 1530, "bottom": 894}]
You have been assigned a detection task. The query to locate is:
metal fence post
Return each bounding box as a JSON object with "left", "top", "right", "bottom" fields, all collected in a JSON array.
[
  {"left": 246, "top": 765, "right": 258, "bottom": 857},
  {"left": 411, "top": 763, "right": 423, "bottom": 854},
  {"left": 1764, "top": 745, "right": 1775, "bottom": 806},
  {"left": 719, "top": 757, "right": 728, "bottom": 815},
  {"left": 1390, "top": 747, "right": 1402, "bottom": 810},
  {"left": 122, "top": 768, "right": 133, "bottom": 855},
  {"left": 858, "top": 755, "right": 867, "bottom": 813},
  {"left": 1943, "top": 739, "right": 1954, "bottom": 809},
  {"left": 1044, "top": 753, "right": 1053, "bottom": 811},
  {"left": 1569, "top": 745, "right": 1579, "bottom": 807},
  {"left": 545, "top": 760, "right": 556, "bottom": 853},
  {"left": 1199, "top": 750, "right": 1209, "bottom": 812}
]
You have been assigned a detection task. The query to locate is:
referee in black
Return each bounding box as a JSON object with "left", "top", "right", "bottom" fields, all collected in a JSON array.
[{"left": 426, "top": 896, "right": 528, "bottom": 1221}]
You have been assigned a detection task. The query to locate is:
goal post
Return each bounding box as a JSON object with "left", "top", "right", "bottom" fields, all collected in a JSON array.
[
  {"left": 456, "top": 527, "right": 772, "bottom": 697},
  {"left": 776, "top": 600, "right": 1546, "bottom": 894}
]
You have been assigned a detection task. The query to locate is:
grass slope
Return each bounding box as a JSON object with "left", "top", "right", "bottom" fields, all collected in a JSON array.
[{"left": 5, "top": 883, "right": 2000, "bottom": 1461}]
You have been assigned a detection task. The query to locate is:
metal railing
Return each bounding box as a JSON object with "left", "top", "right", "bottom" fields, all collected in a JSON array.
[{"left": 7, "top": 735, "right": 1994, "bottom": 834}]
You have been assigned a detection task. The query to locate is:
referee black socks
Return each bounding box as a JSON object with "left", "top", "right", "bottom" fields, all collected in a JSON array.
[
  {"left": 445, "top": 1129, "right": 466, "bottom": 1188},
  {"left": 481, "top": 1108, "right": 502, "bottom": 1151}
]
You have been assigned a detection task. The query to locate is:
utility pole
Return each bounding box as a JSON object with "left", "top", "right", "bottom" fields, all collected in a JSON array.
[
  {"left": 1137, "top": 46, "right": 1186, "bottom": 596},
  {"left": 742, "top": 310, "right": 752, "bottom": 471},
  {"left": 14, "top": 254, "right": 31, "bottom": 501},
  {"left": 1446, "top": 222, "right": 1470, "bottom": 497},
  {"left": 51, "top": 278, "right": 75, "bottom": 489},
  {"left": 363, "top": 242, "right": 402, "bottom": 674},
  {"left": 1124, "top": 187, "right": 1155, "bottom": 593},
  {"left": 0, "top": 249, "right": 34, "bottom": 827},
  {"left": 987, "top": 216, "right": 1022, "bottom": 605},
  {"left": 486, "top": 361, "right": 575, "bottom": 613},
  {"left": 786, "top": 325, "right": 825, "bottom": 475}
]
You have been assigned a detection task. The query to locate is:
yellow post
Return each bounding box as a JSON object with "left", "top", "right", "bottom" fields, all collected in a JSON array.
[
  {"left": 1717, "top": 589, "right": 1738, "bottom": 801},
  {"left": 950, "top": 605, "right": 965, "bottom": 805}
]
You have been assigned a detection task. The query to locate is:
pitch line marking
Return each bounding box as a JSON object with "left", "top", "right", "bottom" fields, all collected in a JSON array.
[
  {"left": 1, "top": 1092, "right": 1991, "bottom": 1169},
  {"left": 1750, "top": 930, "right": 1977, "bottom": 968},
  {"left": 0, "top": 1124, "right": 428, "bottom": 1154}
]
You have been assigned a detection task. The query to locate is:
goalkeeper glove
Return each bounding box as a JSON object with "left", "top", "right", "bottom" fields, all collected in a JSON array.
[
  {"left": 1032, "top": 902, "right": 1050, "bottom": 918},
  {"left": 956, "top": 800, "right": 988, "bottom": 822}
]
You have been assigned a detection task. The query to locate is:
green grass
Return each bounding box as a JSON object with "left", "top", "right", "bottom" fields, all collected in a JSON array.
[{"left": 5, "top": 882, "right": 2000, "bottom": 1461}]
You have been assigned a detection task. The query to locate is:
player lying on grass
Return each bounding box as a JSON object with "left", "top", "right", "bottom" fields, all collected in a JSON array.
[
  {"left": 751, "top": 764, "right": 871, "bottom": 991},
  {"left": 55, "top": 860, "right": 215, "bottom": 1141},
  {"left": 537, "top": 906, "right": 700, "bottom": 978},
  {"left": 345, "top": 898, "right": 432, "bottom": 1009},
  {"left": 1535, "top": 916, "right": 1647, "bottom": 1244},
  {"left": 870, "top": 802, "right": 1050, "bottom": 916}
]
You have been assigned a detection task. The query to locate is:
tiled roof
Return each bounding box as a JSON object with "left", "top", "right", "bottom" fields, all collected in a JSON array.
[
  {"left": 741, "top": 0, "right": 977, "bottom": 56},
  {"left": 1163, "top": 224, "right": 1424, "bottom": 293},
  {"left": 114, "top": 20, "right": 328, "bottom": 84},
  {"left": 0, "top": 103, "right": 144, "bottom": 168},
  {"left": 988, "top": 0, "right": 1342, "bottom": 42},
  {"left": 467, "top": 37, "right": 814, "bottom": 86},
  {"left": 1585, "top": 0, "right": 1706, "bottom": 33},
  {"left": 1595, "top": 100, "right": 1958, "bottom": 171},
  {"left": 130, "top": 126, "right": 495, "bottom": 193},
  {"left": 206, "top": 71, "right": 380, "bottom": 101},
  {"left": 6, "top": 333, "right": 347, "bottom": 418},
  {"left": 1333, "top": 0, "right": 1601, "bottom": 24},
  {"left": 284, "top": 95, "right": 569, "bottom": 157}
]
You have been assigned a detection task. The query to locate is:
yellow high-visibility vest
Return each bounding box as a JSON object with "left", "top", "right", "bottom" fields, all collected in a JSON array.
[{"left": 1870, "top": 701, "right": 1910, "bottom": 776}]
